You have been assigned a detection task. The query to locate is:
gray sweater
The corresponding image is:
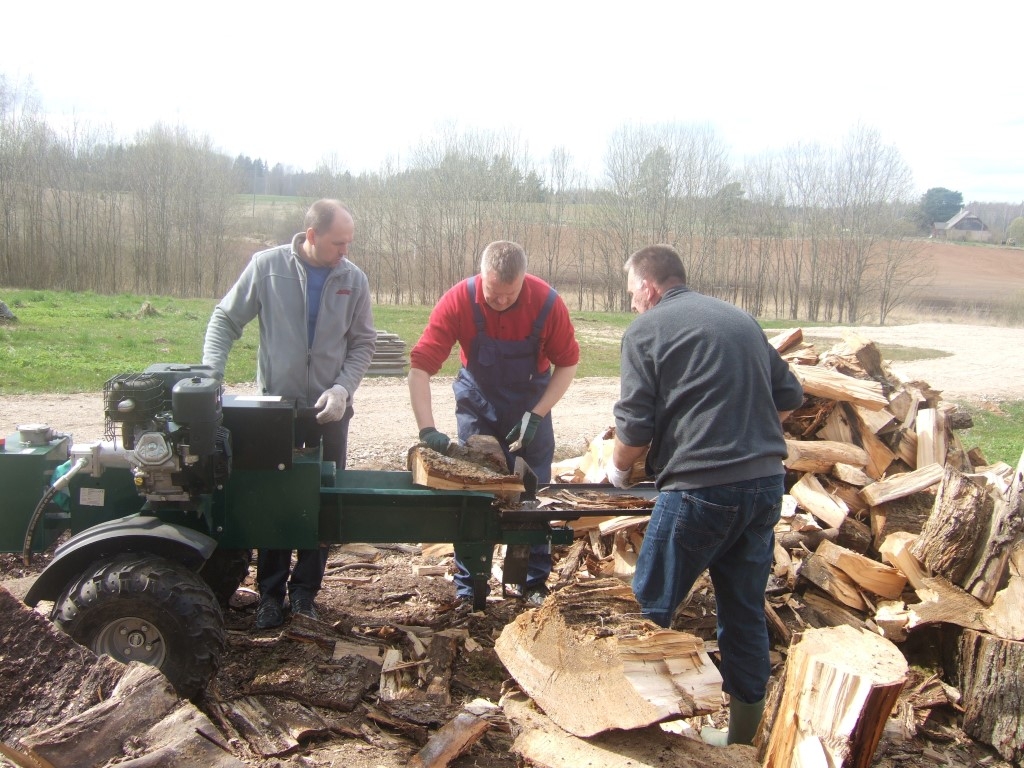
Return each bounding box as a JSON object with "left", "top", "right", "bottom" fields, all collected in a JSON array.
[
  {"left": 614, "top": 286, "right": 804, "bottom": 490},
  {"left": 203, "top": 233, "right": 376, "bottom": 408}
]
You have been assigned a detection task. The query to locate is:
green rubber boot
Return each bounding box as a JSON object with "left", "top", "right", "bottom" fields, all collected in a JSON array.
[{"left": 726, "top": 697, "right": 765, "bottom": 745}]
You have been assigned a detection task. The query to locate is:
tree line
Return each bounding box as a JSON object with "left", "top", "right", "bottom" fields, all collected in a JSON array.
[{"left": 3, "top": 75, "right": 1015, "bottom": 324}]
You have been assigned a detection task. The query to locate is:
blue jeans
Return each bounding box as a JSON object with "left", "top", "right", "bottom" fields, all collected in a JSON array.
[{"left": 632, "top": 475, "right": 784, "bottom": 703}]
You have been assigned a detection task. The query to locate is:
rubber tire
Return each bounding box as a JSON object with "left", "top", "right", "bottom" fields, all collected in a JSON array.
[
  {"left": 199, "top": 548, "right": 252, "bottom": 608},
  {"left": 52, "top": 553, "right": 225, "bottom": 700}
]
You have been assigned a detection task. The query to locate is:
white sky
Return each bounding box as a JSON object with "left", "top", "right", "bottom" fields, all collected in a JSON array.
[{"left": 3, "top": 1, "right": 1022, "bottom": 201}]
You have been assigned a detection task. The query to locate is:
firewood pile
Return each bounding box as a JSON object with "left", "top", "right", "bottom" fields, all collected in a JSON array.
[{"left": 517, "top": 328, "right": 1024, "bottom": 765}]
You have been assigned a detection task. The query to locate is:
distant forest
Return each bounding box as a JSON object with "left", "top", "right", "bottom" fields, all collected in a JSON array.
[{"left": 3, "top": 75, "right": 1021, "bottom": 324}]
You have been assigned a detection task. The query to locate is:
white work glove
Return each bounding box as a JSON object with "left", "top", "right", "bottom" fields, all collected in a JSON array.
[
  {"left": 314, "top": 384, "right": 349, "bottom": 424},
  {"left": 605, "top": 461, "right": 632, "bottom": 489}
]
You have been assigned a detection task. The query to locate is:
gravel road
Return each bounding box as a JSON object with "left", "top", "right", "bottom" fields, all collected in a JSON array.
[{"left": 2, "top": 322, "right": 1022, "bottom": 471}]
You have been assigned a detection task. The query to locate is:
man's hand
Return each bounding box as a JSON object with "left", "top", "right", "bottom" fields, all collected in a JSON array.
[
  {"left": 314, "top": 384, "right": 348, "bottom": 424},
  {"left": 605, "top": 461, "right": 632, "bottom": 488},
  {"left": 419, "top": 426, "right": 451, "bottom": 453},
  {"left": 506, "top": 411, "right": 542, "bottom": 450}
]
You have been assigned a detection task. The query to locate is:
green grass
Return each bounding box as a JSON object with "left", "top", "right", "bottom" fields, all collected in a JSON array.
[
  {"left": 3, "top": 287, "right": 1022, "bottom": 463},
  {"left": 960, "top": 402, "right": 1024, "bottom": 467}
]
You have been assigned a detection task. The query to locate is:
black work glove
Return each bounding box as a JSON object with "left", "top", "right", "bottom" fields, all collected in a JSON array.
[
  {"left": 505, "top": 411, "right": 542, "bottom": 449},
  {"left": 419, "top": 427, "right": 451, "bottom": 454}
]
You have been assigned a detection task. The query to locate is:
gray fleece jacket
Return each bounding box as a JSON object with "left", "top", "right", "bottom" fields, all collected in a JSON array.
[
  {"left": 203, "top": 233, "right": 376, "bottom": 408},
  {"left": 614, "top": 286, "right": 804, "bottom": 490}
]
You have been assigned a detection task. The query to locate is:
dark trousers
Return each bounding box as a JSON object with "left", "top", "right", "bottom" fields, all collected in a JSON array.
[
  {"left": 256, "top": 408, "right": 351, "bottom": 604},
  {"left": 632, "top": 475, "right": 784, "bottom": 703}
]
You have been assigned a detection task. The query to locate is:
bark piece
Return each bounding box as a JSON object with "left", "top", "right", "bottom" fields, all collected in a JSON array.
[
  {"left": 248, "top": 642, "right": 378, "bottom": 711},
  {"left": 407, "top": 712, "right": 490, "bottom": 768},
  {"left": 760, "top": 625, "right": 907, "bottom": 768},
  {"left": 958, "top": 629, "right": 1024, "bottom": 763},
  {"left": 494, "top": 579, "right": 722, "bottom": 737}
]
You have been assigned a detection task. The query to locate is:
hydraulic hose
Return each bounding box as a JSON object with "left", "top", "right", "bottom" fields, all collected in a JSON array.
[{"left": 22, "top": 457, "right": 87, "bottom": 566}]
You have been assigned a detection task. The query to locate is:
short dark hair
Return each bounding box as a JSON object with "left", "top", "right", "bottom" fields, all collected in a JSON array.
[
  {"left": 480, "top": 240, "right": 527, "bottom": 283},
  {"left": 625, "top": 244, "right": 687, "bottom": 285},
  {"left": 305, "top": 199, "right": 351, "bottom": 235}
]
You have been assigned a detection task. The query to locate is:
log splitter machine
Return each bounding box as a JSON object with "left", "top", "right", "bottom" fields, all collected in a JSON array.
[{"left": 1, "top": 363, "right": 650, "bottom": 698}]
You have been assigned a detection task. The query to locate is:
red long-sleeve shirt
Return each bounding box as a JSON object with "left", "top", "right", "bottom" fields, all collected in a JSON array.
[{"left": 410, "top": 274, "right": 580, "bottom": 376}]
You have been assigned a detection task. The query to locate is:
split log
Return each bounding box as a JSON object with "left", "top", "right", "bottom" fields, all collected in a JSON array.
[
  {"left": 878, "top": 532, "right": 929, "bottom": 590},
  {"left": 19, "top": 664, "right": 247, "bottom": 768},
  {"left": 859, "top": 463, "right": 943, "bottom": 507},
  {"left": 408, "top": 445, "right": 524, "bottom": 494},
  {"left": 790, "top": 472, "right": 849, "bottom": 529},
  {"left": 855, "top": 403, "right": 896, "bottom": 435},
  {"left": 832, "top": 462, "right": 872, "bottom": 487},
  {"left": 769, "top": 327, "right": 804, "bottom": 354},
  {"left": 0, "top": 587, "right": 126, "bottom": 744},
  {"left": 784, "top": 438, "right": 868, "bottom": 473},
  {"left": 501, "top": 689, "right": 760, "bottom": 768},
  {"left": 814, "top": 539, "right": 907, "bottom": 599},
  {"left": 831, "top": 332, "right": 887, "bottom": 380},
  {"left": 759, "top": 625, "right": 908, "bottom": 768},
  {"left": 888, "top": 386, "right": 926, "bottom": 429},
  {"left": 799, "top": 590, "right": 871, "bottom": 631},
  {"left": 912, "top": 456, "right": 1024, "bottom": 605},
  {"left": 958, "top": 629, "right": 1024, "bottom": 763},
  {"left": 790, "top": 364, "right": 889, "bottom": 411},
  {"left": 915, "top": 408, "right": 947, "bottom": 469},
  {"left": 407, "top": 712, "right": 490, "bottom": 768},
  {"left": 798, "top": 553, "right": 867, "bottom": 611},
  {"left": 964, "top": 451, "right": 1024, "bottom": 604},
  {"left": 909, "top": 465, "right": 993, "bottom": 590},
  {"left": 494, "top": 579, "right": 722, "bottom": 737}
]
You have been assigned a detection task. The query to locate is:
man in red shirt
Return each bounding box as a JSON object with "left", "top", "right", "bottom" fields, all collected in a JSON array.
[{"left": 409, "top": 240, "right": 580, "bottom": 606}]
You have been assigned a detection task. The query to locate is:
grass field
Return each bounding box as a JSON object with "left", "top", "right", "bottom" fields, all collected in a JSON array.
[{"left": 1, "top": 287, "right": 1022, "bottom": 464}]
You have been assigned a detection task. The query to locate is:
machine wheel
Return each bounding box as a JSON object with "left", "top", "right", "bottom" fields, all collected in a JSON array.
[
  {"left": 52, "top": 553, "right": 225, "bottom": 700},
  {"left": 199, "top": 548, "right": 252, "bottom": 608}
]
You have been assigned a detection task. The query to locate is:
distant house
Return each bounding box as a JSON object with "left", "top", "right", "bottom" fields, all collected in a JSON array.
[{"left": 932, "top": 209, "right": 992, "bottom": 243}]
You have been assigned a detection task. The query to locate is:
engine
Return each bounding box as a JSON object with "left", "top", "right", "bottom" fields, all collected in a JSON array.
[{"left": 103, "top": 364, "right": 231, "bottom": 504}]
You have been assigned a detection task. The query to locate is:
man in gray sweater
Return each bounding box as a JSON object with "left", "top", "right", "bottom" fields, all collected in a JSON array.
[
  {"left": 203, "top": 199, "right": 376, "bottom": 629},
  {"left": 607, "top": 244, "right": 803, "bottom": 746}
]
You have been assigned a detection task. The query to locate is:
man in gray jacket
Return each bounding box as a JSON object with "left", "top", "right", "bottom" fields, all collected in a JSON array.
[
  {"left": 203, "top": 199, "right": 376, "bottom": 629},
  {"left": 607, "top": 244, "right": 803, "bottom": 746}
]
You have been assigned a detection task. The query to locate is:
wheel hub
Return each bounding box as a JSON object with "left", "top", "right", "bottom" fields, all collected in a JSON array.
[{"left": 95, "top": 616, "right": 166, "bottom": 667}]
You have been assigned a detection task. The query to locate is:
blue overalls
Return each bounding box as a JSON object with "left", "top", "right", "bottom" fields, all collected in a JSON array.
[{"left": 451, "top": 276, "right": 557, "bottom": 600}]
